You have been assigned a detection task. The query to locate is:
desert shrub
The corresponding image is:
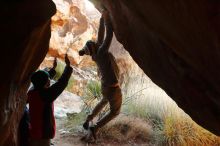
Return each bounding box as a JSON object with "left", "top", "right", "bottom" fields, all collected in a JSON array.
[
  {"left": 99, "top": 115, "right": 154, "bottom": 144},
  {"left": 64, "top": 110, "right": 87, "bottom": 133},
  {"left": 64, "top": 78, "right": 220, "bottom": 145},
  {"left": 159, "top": 116, "right": 220, "bottom": 146},
  {"left": 64, "top": 80, "right": 103, "bottom": 132},
  {"left": 122, "top": 86, "right": 220, "bottom": 146},
  {"left": 81, "top": 80, "right": 106, "bottom": 114}
]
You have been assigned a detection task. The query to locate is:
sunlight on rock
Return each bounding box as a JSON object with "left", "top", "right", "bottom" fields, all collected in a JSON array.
[
  {"left": 54, "top": 91, "right": 83, "bottom": 118},
  {"left": 84, "top": 0, "right": 95, "bottom": 12},
  {"left": 49, "top": 0, "right": 100, "bottom": 65}
]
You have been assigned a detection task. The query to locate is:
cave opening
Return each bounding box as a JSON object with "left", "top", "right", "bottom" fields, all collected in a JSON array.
[
  {"left": 34, "top": 0, "right": 220, "bottom": 145},
  {"left": 1, "top": 0, "right": 220, "bottom": 146}
]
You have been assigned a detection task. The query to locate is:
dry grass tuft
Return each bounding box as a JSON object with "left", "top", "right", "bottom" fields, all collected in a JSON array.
[
  {"left": 65, "top": 78, "right": 220, "bottom": 145},
  {"left": 99, "top": 115, "right": 154, "bottom": 144},
  {"left": 162, "top": 116, "right": 220, "bottom": 146}
]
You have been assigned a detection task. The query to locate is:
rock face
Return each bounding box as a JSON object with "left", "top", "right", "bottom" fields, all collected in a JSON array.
[
  {"left": 0, "top": 1, "right": 56, "bottom": 145},
  {"left": 54, "top": 90, "right": 83, "bottom": 118},
  {"left": 1, "top": 0, "right": 220, "bottom": 145},
  {"left": 49, "top": 0, "right": 100, "bottom": 65},
  {"left": 98, "top": 0, "right": 220, "bottom": 135}
]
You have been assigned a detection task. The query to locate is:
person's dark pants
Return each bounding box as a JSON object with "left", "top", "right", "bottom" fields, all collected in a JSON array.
[
  {"left": 19, "top": 106, "right": 30, "bottom": 146},
  {"left": 30, "top": 138, "right": 50, "bottom": 146},
  {"left": 86, "top": 86, "right": 122, "bottom": 131}
]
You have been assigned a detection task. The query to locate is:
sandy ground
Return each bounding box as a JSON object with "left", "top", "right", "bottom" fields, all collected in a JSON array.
[
  {"left": 52, "top": 119, "right": 128, "bottom": 146},
  {"left": 52, "top": 118, "right": 153, "bottom": 146},
  {"left": 53, "top": 119, "right": 86, "bottom": 146}
]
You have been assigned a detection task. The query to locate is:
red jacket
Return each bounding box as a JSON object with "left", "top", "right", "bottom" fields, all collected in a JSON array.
[
  {"left": 28, "top": 90, "right": 55, "bottom": 139},
  {"left": 28, "top": 66, "right": 72, "bottom": 139}
]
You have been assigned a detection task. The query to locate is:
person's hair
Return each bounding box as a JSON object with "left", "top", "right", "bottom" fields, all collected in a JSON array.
[{"left": 31, "top": 70, "right": 49, "bottom": 89}]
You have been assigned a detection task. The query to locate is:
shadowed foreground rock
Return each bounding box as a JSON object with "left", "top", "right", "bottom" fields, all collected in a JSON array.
[
  {"left": 0, "top": 0, "right": 220, "bottom": 145},
  {"left": 0, "top": 1, "right": 56, "bottom": 145},
  {"left": 99, "top": 0, "right": 220, "bottom": 135}
]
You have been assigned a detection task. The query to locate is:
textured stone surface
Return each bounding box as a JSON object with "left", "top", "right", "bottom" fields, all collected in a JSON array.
[
  {"left": 0, "top": 1, "right": 56, "bottom": 145},
  {"left": 49, "top": 0, "right": 100, "bottom": 64},
  {"left": 98, "top": 0, "right": 220, "bottom": 135},
  {"left": 54, "top": 90, "right": 83, "bottom": 118},
  {"left": 1, "top": 0, "right": 220, "bottom": 145}
]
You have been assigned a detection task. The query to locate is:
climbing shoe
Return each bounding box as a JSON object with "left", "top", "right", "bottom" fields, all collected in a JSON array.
[{"left": 89, "top": 126, "right": 97, "bottom": 140}]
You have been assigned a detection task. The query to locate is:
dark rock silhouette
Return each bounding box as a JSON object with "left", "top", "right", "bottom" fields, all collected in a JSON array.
[
  {"left": 1, "top": 0, "right": 220, "bottom": 145},
  {"left": 0, "top": 0, "right": 56, "bottom": 145},
  {"left": 99, "top": 0, "right": 220, "bottom": 135}
]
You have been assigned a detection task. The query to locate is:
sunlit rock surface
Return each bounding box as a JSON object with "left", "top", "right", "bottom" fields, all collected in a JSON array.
[
  {"left": 49, "top": 0, "right": 100, "bottom": 65},
  {"left": 54, "top": 90, "right": 83, "bottom": 118}
]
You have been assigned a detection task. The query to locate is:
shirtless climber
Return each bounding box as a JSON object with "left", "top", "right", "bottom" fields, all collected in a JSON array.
[{"left": 79, "top": 10, "right": 122, "bottom": 140}]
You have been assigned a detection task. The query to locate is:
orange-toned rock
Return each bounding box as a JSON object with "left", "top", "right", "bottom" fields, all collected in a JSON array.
[{"left": 48, "top": 0, "right": 100, "bottom": 65}]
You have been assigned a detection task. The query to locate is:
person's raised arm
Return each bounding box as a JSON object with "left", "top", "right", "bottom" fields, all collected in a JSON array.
[
  {"left": 98, "top": 11, "right": 113, "bottom": 53},
  {"left": 48, "top": 57, "right": 57, "bottom": 79},
  {"left": 41, "top": 54, "right": 73, "bottom": 102},
  {"left": 96, "top": 16, "right": 105, "bottom": 47}
]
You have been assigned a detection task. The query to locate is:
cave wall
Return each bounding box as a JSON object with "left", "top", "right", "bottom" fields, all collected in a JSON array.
[
  {"left": 98, "top": 0, "right": 220, "bottom": 135},
  {"left": 1, "top": 0, "right": 220, "bottom": 145},
  {"left": 0, "top": 1, "right": 56, "bottom": 145}
]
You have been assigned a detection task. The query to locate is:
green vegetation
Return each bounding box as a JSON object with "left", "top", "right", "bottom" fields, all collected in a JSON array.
[
  {"left": 82, "top": 80, "right": 102, "bottom": 103},
  {"left": 64, "top": 111, "right": 87, "bottom": 133},
  {"left": 80, "top": 80, "right": 109, "bottom": 119},
  {"left": 122, "top": 87, "right": 220, "bottom": 146},
  {"left": 64, "top": 80, "right": 103, "bottom": 132},
  {"left": 65, "top": 79, "right": 220, "bottom": 145},
  {"left": 54, "top": 60, "right": 75, "bottom": 92}
]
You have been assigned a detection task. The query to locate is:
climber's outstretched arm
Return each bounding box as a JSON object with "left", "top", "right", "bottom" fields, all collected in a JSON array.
[
  {"left": 99, "top": 11, "right": 113, "bottom": 53},
  {"left": 96, "top": 16, "right": 105, "bottom": 47}
]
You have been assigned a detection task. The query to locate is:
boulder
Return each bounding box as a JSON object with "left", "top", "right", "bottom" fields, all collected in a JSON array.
[
  {"left": 99, "top": 0, "right": 220, "bottom": 135},
  {"left": 0, "top": 1, "right": 56, "bottom": 145}
]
